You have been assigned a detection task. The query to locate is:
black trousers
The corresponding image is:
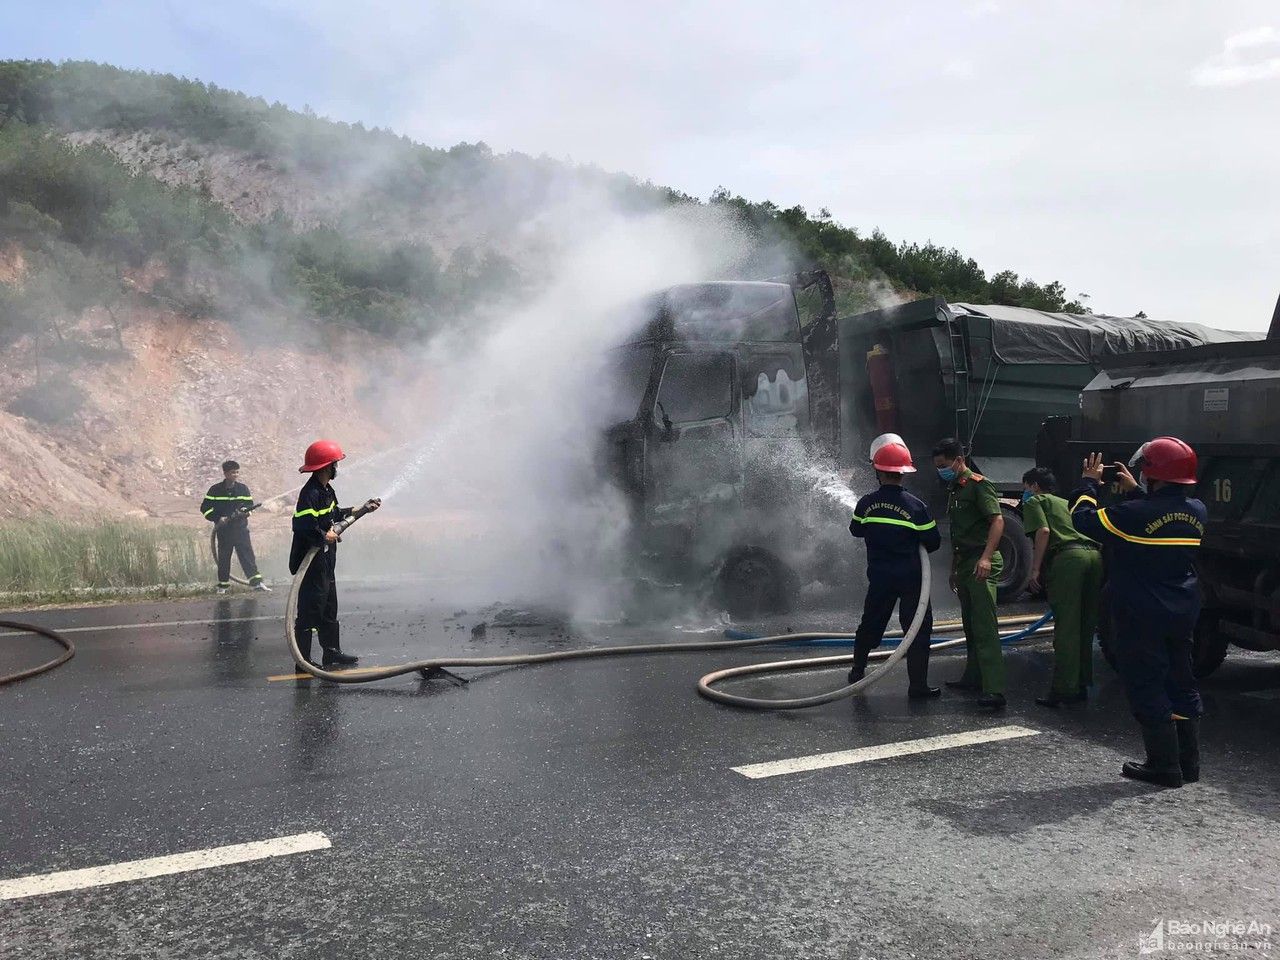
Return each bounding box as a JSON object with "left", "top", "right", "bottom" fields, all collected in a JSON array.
[
  {"left": 294, "top": 550, "right": 340, "bottom": 661},
  {"left": 215, "top": 526, "right": 261, "bottom": 585},
  {"left": 853, "top": 576, "right": 934, "bottom": 687},
  {"left": 1111, "top": 606, "right": 1202, "bottom": 723}
]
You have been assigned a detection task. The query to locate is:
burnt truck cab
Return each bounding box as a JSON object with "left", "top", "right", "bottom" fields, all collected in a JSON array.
[{"left": 603, "top": 279, "right": 832, "bottom": 615}]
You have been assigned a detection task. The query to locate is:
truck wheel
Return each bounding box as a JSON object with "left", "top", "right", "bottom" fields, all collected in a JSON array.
[
  {"left": 995, "top": 508, "right": 1032, "bottom": 603},
  {"left": 717, "top": 547, "right": 798, "bottom": 619},
  {"left": 1191, "top": 612, "right": 1229, "bottom": 679}
]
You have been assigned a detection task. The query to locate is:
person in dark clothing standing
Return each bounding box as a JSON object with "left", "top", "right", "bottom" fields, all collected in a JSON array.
[
  {"left": 290, "top": 439, "right": 380, "bottom": 667},
  {"left": 1070, "top": 438, "right": 1206, "bottom": 788},
  {"left": 201, "top": 460, "right": 268, "bottom": 595},
  {"left": 848, "top": 435, "right": 943, "bottom": 698}
]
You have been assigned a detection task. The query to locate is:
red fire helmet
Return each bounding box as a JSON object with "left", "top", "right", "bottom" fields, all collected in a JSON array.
[
  {"left": 872, "top": 441, "right": 916, "bottom": 474},
  {"left": 1137, "top": 436, "right": 1198, "bottom": 484},
  {"left": 299, "top": 439, "right": 346, "bottom": 474}
]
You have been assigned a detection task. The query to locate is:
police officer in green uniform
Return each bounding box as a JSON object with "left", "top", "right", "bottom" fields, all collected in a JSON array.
[
  {"left": 1021, "top": 467, "right": 1103, "bottom": 707},
  {"left": 933, "top": 438, "right": 1006, "bottom": 711}
]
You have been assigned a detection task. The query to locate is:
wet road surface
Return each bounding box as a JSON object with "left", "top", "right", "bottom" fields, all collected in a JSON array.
[{"left": 2, "top": 579, "right": 1279, "bottom": 959}]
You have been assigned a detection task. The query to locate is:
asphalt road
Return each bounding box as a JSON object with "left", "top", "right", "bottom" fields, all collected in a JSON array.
[{"left": 2, "top": 576, "right": 1278, "bottom": 960}]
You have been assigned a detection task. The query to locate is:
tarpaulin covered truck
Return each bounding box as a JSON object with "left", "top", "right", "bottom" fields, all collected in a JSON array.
[
  {"left": 602, "top": 274, "right": 1251, "bottom": 614},
  {"left": 1036, "top": 295, "right": 1280, "bottom": 676}
]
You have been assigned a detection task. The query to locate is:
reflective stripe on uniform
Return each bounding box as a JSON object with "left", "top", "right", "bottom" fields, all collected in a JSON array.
[
  {"left": 1070, "top": 494, "right": 1098, "bottom": 510},
  {"left": 294, "top": 503, "right": 336, "bottom": 519},
  {"left": 851, "top": 514, "right": 938, "bottom": 532},
  {"left": 202, "top": 508, "right": 215, "bottom": 517},
  {"left": 1097, "top": 508, "right": 1201, "bottom": 547},
  {"left": 204, "top": 495, "right": 253, "bottom": 501}
]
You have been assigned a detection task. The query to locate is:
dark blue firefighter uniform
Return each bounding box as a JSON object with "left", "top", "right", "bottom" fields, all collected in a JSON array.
[
  {"left": 1069, "top": 479, "right": 1207, "bottom": 722},
  {"left": 849, "top": 484, "right": 943, "bottom": 688},
  {"left": 290, "top": 474, "right": 354, "bottom": 663}
]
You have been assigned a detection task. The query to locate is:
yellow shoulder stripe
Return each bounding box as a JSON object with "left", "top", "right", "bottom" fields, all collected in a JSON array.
[{"left": 1097, "top": 509, "right": 1201, "bottom": 547}]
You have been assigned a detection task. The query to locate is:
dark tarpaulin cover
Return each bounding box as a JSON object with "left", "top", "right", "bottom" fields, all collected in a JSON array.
[{"left": 949, "top": 303, "right": 1259, "bottom": 365}]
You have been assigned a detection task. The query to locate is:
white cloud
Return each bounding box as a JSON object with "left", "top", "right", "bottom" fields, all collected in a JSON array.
[
  {"left": 1192, "top": 25, "right": 1280, "bottom": 87},
  {"left": 966, "top": 0, "right": 1000, "bottom": 17},
  {"left": 942, "top": 58, "right": 976, "bottom": 79}
]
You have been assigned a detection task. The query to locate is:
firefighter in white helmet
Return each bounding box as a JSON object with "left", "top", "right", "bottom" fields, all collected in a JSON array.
[{"left": 847, "top": 435, "right": 943, "bottom": 698}]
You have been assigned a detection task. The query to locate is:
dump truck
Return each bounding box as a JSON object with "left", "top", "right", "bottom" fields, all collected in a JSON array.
[
  {"left": 1036, "top": 294, "right": 1280, "bottom": 676},
  {"left": 602, "top": 274, "right": 1252, "bottom": 615}
]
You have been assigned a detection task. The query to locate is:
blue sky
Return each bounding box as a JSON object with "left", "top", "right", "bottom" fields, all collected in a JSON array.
[{"left": 6, "top": 1, "right": 1279, "bottom": 328}]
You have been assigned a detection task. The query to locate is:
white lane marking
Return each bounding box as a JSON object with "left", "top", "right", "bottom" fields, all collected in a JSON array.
[
  {"left": 1243, "top": 689, "right": 1280, "bottom": 701},
  {"left": 0, "top": 612, "right": 369, "bottom": 638},
  {"left": 0, "top": 832, "right": 331, "bottom": 901},
  {"left": 731, "top": 725, "right": 1041, "bottom": 780}
]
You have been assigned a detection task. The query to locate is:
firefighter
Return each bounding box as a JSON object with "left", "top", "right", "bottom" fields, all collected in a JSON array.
[
  {"left": 932, "top": 437, "right": 1006, "bottom": 711},
  {"left": 1070, "top": 439, "right": 1205, "bottom": 788},
  {"left": 848, "top": 436, "right": 943, "bottom": 698},
  {"left": 291, "top": 439, "right": 380, "bottom": 667},
  {"left": 201, "top": 460, "right": 268, "bottom": 595},
  {"left": 1021, "top": 466, "right": 1102, "bottom": 706}
]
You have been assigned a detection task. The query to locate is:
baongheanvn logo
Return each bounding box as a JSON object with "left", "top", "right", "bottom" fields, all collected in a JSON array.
[{"left": 1139, "top": 918, "right": 1273, "bottom": 954}]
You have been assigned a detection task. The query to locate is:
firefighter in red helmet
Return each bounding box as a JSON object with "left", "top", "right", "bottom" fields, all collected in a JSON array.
[
  {"left": 1069, "top": 437, "right": 1206, "bottom": 788},
  {"left": 848, "top": 435, "right": 943, "bottom": 698},
  {"left": 290, "top": 440, "right": 381, "bottom": 667}
]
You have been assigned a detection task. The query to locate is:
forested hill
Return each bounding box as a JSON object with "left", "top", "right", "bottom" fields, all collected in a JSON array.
[{"left": 0, "top": 59, "right": 1086, "bottom": 348}]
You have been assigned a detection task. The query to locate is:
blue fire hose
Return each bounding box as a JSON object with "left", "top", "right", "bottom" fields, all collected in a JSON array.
[{"left": 724, "top": 609, "right": 1054, "bottom": 648}]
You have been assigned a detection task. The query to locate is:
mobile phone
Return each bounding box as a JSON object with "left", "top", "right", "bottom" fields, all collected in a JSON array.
[{"left": 1101, "top": 464, "right": 1119, "bottom": 483}]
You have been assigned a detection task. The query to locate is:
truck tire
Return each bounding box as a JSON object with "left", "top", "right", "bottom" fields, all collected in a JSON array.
[
  {"left": 1191, "top": 612, "right": 1229, "bottom": 679},
  {"left": 995, "top": 508, "right": 1032, "bottom": 603},
  {"left": 716, "top": 546, "right": 799, "bottom": 619}
]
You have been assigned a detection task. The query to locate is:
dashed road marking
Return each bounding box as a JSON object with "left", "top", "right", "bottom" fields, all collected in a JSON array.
[
  {"left": 267, "top": 666, "right": 393, "bottom": 682},
  {"left": 0, "top": 832, "right": 331, "bottom": 901},
  {"left": 731, "top": 724, "right": 1041, "bottom": 779}
]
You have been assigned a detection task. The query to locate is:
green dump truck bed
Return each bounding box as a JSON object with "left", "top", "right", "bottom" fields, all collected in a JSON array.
[{"left": 836, "top": 298, "right": 1255, "bottom": 491}]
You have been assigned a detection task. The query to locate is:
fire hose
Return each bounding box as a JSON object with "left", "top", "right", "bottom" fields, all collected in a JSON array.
[
  {"left": 0, "top": 620, "right": 75, "bottom": 686},
  {"left": 208, "top": 503, "right": 265, "bottom": 587},
  {"left": 287, "top": 512, "right": 1054, "bottom": 709}
]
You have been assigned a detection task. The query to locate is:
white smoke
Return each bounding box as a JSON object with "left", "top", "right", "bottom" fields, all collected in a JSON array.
[{"left": 366, "top": 194, "right": 753, "bottom": 614}]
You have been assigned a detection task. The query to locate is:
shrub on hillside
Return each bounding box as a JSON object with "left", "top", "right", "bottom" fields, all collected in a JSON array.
[{"left": 8, "top": 381, "right": 86, "bottom": 424}]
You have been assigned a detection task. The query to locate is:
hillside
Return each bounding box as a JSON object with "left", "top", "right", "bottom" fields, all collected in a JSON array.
[{"left": 0, "top": 59, "right": 1089, "bottom": 521}]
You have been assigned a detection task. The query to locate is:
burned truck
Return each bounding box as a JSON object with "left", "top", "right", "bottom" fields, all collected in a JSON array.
[
  {"left": 603, "top": 274, "right": 839, "bottom": 616},
  {"left": 1037, "top": 296, "right": 1280, "bottom": 676},
  {"left": 602, "top": 274, "right": 1252, "bottom": 616}
]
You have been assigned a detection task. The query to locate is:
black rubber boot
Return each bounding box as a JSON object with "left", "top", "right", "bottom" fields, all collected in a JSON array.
[
  {"left": 1175, "top": 717, "right": 1200, "bottom": 783},
  {"left": 294, "top": 622, "right": 314, "bottom": 664},
  {"left": 908, "top": 685, "right": 941, "bottom": 700},
  {"left": 1121, "top": 720, "right": 1183, "bottom": 788},
  {"left": 976, "top": 693, "right": 1006, "bottom": 712},
  {"left": 847, "top": 645, "right": 871, "bottom": 685},
  {"left": 319, "top": 623, "right": 358, "bottom": 667}
]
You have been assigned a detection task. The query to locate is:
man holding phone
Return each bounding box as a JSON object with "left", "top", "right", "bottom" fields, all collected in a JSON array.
[{"left": 1069, "top": 438, "right": 1206, "bottom": 788}]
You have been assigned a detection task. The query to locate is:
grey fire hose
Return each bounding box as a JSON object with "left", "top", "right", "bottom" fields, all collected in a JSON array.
[
  {"left": 286, "top": 515, "right": 1050, "bottom": 709},
  {"left": 0, "top": 620, "right": 75, "bottom": 686}
]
